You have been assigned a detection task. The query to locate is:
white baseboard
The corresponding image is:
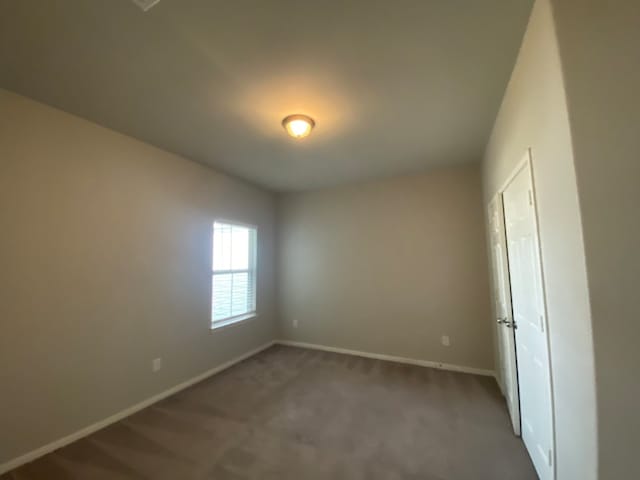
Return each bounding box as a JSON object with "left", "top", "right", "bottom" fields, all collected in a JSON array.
[
  {"left": 2, "top": 339, "right": 495, "bottom": 474},
  {"left": 275, "top": 340, "right": 495, "bottom": 377},
  {"left": 0, "top": 341, "right": 275, "bottom": 475}
]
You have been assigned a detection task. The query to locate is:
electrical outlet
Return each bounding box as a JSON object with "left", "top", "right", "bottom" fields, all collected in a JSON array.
[
  {"left": 292, "top": 319, "right": 298, "bottom": 328},
  {"left": 152, "top": 358, "right": 162, "bottom": 372},
  {"left": 441, "top": 335, "right": 451, "bottom": 347}
]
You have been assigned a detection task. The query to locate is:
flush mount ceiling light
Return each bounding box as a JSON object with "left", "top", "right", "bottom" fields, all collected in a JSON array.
[{"left": 282, "top": 114, "right": 315, "bottom": 139}]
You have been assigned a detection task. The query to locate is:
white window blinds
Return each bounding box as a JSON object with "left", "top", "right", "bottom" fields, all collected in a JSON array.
[{"left": 212, "top": 222, "right": 257, "bottom": 325}]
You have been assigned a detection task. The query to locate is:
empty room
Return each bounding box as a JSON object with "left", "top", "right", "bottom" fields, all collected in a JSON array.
[{"left": 1, "top": 0, "right": 638, "bottom": 479}]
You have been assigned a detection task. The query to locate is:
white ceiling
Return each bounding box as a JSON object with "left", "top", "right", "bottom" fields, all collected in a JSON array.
[{"left": 0, "top": 0, "right": 532, "bottom": 191}]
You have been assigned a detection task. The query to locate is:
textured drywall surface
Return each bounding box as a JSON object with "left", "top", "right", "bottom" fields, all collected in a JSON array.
[
  {"left": 0, "top": 89, "right": 278, "bottom": 465},
  {"left": 278, "top": 165, "right": 494, "bottom": 370}
]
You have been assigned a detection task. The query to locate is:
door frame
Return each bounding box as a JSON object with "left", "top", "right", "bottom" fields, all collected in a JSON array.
[{"left": 497, "top": 148, "right": 557, "bottom": 477}]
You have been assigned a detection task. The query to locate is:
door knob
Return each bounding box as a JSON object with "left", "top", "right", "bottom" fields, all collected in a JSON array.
[{"left": 497, "top": 318, "right": 517, "bottom": 329}]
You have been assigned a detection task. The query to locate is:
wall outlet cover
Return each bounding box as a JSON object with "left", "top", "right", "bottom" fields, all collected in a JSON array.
[
  {"left": 152, "top": 358, "right": 162, "bottom": 372},
  {"left": 441, "top": 335, "right": 451, "bottom": 347}
]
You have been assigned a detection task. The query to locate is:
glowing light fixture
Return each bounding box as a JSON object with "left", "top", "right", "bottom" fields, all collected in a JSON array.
[{"left": 282, "top": 114, "right": 315, "bottom": 139}]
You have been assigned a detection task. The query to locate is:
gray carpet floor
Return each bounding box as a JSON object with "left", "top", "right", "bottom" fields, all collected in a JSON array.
[{"left": 3, "top": 345, "right": 537, "bottom": 479}]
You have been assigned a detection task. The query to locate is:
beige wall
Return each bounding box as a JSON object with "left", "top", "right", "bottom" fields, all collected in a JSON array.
[
  {"left": 0, "top": 89, "right": 277, "bottom": 466},
  {"left": 277, "top": 165, "right": 494, "bottom": 371},
  {"left": 551, "top": 1, "right": 640, "bottom": 477},
  {"left": 482, "top": 0, "right": 597, "bottom": 478}
]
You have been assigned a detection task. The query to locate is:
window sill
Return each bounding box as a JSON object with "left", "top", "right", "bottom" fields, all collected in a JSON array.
[{"left": 211, "top": 313, "right": 258, "bottom": 331}]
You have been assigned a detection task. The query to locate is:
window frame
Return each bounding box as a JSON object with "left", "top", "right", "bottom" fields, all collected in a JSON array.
[{"left": 211, "top": 219, "right": 258, "bottom": 330}]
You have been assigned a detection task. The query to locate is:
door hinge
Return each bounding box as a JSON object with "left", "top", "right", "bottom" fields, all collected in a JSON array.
[
  {"left": 528, "top": 190, "right": 534, "bottom": 206},
  {"left": 549, "top": 449, "right": 553, "bottom": 466}
]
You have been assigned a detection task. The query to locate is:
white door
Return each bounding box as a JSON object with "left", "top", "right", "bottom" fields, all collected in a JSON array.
[
  {"left": 503, "top": 158, "right": 555, "bottom": 480},
  {"left": 488, "top": 195, "right": 521, "bottom": 436}
]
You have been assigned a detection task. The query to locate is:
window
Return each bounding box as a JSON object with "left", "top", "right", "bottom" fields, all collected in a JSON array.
[{"left": 211, "top": 221, "right": 257, "bottom": 328}]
